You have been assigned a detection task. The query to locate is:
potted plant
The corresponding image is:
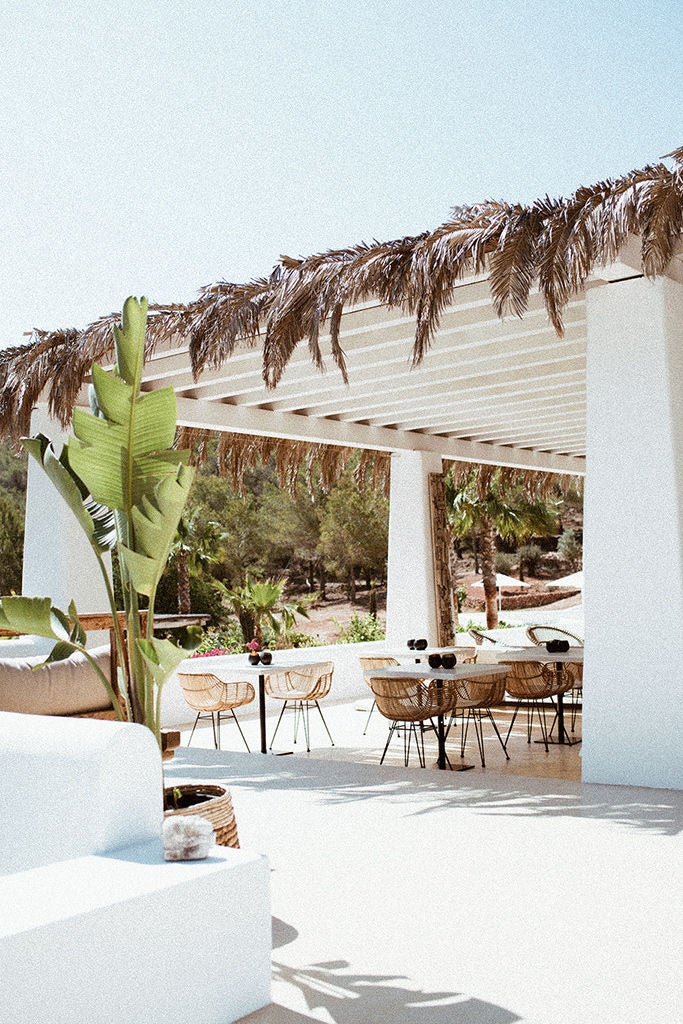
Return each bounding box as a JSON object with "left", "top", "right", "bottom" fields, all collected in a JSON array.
[{"left": 0, "top": 297, "right": 201, "bottom": 750}]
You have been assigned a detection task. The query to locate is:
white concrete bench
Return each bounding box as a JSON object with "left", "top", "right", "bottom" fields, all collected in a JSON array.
[{"left": 0, "top": 712, "right": 271, "bottom": 1024}]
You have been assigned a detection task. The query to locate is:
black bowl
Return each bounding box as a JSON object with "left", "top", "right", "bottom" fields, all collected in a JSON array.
[
  {"left": 407, "top": 639, "right": 416, "bottom": 649},
  {"left": 260, "top": 651, "right": 273, "bottom": 665},
  {"left": 441, "top": 653, "right": 457, "bottom": 670},
  {"left": 428, "top": 653, "right": 442, "bottom": 668},
  {"left": 248, "top": 653, "right": 261, "bottom": 665},
  {"left": 414, "top": 638, "right": 428, "bottom": 650}
]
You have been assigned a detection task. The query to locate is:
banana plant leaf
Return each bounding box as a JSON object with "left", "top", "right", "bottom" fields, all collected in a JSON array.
[{"left": 0, "top": 596, "right": 71, "bottom": 641}]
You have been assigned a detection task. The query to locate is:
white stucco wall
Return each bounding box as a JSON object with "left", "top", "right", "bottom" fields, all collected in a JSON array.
[
  {"left": 583, "top": 275, "right": 683, "bottom": 789},
  {"left": 22, "top": 408, "right": 110, "bottom": 616},
  {"left": 385, "top": 449, "right": 442, "bottom": 645}
]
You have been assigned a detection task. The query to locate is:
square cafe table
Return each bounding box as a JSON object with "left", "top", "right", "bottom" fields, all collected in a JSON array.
[{"left": 365, "top": 663, "right": 509, "bottom": 770}]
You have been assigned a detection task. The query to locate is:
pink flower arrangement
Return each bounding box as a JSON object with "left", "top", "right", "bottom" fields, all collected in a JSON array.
[
  {"left": 246, "top": 639, "right": 260, "bottom": 653},
  {"left": 190, "top": 647, "right": 231, "bottom": 659}
]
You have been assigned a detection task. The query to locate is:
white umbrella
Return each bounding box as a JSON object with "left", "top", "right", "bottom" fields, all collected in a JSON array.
[
  {"left": 546, "top": 570, "right": 583, "bottom": 590},
  {"left": 471, "top": 573, "right": 530, "bottom": 590},
  {"left": 471, "top": 573, "right": 529, "bottom": 610}
]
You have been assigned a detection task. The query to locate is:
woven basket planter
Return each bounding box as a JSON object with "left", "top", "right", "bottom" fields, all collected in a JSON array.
[{"left": 163, "top": 784, "right": 239, "bottom": 848}]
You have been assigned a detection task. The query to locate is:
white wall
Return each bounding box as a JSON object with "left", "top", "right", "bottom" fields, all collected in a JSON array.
[
  {"left": 583, "top": 275, "right": 683, "bottom": 789},
  {"left": 22, "top": 409, "right": 110, "bottom": 645},
  {"left": 385, "top": 449, "right": 442, "bottom": 645}
]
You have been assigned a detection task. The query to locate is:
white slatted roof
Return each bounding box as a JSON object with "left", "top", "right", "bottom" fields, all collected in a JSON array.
[{"left": 121, "top": 257, "right": 654, "bottom": 477}]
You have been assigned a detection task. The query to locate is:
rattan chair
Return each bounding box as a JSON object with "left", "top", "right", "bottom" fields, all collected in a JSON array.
[
  {"left": 501, "top": 659, "right": 574, "bottom": 752},
  {"left": 445, "top": 672, "right": 509, "bottom": 767},
  {"left": 178, "top": 672, "right": 255, "bottom": 751},
  {"left": 368, "top": 674, "right": 456, "bottom": 767},
  {"left": 469, "top": 627, "right": 496, "bottom": 646},
  {"left": 358, "top": 656, "right": 400, "bottom": 734},
  {"left": 265, "top": 662, "right": 334, "bottom": 752},
  {"left": 526, "top": 625, "right": 583, "bottom": 732}
]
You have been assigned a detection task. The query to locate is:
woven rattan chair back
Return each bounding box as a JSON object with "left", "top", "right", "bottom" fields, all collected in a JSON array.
[
  {"left": 369, "top": 675, "right": 455, "bottom": 722},
  {"left": 177, "top": 672, "right": 255, "bottom": 752},
  {"left": 501, "top": 659, "right": 574, "bottom": 700},
  {"left": 264, "top": 662, "right": 334, "bottom": 701},
  {"left": 359, "top": 656, "right": 400, "bottom": 674},
  {"left": 358, "top": 657, "right": 399, "bottom": 735},
  {"left": 178, "top": 672, "right": 255, "bottom": 712},
  {"left": 445, "top": 671, "right": 510, "bottom": 767},
  {"left": 526, "top": 625, "right": 584, "bottom": 647},
  {"left": 451, "top": 672, "right": 507, "bottom": 710},
  {"left": 469, "top": 627, "right": 496, "bottom": 646},
  {"left": 264, "top": 662, "right": 335, "bottom": 752}
]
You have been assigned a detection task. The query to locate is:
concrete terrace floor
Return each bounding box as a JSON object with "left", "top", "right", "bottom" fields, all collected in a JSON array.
[{"left": 166, "top": 707, "right": 682, "bottom": 1024}]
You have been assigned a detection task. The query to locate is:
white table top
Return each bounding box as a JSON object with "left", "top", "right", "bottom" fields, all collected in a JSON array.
[
  {"left": 492, "top": 648, "right": 583, "bottom": 664},
  {"left": 238, "top": 660, "right": 314, "bottom": 674},
  {"left": 365, "top": 664, "right": 508, "bottom": 681},
  {"left": 385, "top": 645, "right": 477, "bottom": 659}
]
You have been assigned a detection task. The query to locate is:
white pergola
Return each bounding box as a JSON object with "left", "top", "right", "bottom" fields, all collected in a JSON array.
[{"left": 23, "top": 238, "right": 683, "bottom": 792}]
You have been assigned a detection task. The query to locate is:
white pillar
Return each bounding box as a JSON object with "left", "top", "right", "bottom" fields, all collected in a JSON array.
[
  {"left": 583, "top": 275, "right": 683, "bottom": 790},
  {"left": 386, "top": 450, "right": 443, "bottom": 645},
  {"left": 22, "top": 407, "right": 110, "bottom": 615}
]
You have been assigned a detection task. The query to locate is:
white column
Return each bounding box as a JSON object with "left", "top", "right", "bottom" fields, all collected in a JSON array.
[
  {"left": 583, "top": 275, "right": 683, "bottom": 790},
  {"left": 385, "top": 450, "right": 443, "bottom": 645},
  {"left": 22, "top": 407, "right": 110, "bottom": 614}
]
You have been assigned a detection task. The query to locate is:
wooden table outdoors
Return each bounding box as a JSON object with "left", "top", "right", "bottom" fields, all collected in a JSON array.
[{"left": 366, "top": 663, "right": 509, "bottom": 770}]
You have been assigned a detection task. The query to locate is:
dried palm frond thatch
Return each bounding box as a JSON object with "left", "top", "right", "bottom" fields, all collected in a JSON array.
[
  {"left": 445, "top": 460, "right": 583, "bottom": 501},
  {"left": 2, "top": 147, "right": 682, "bottom": 445},
  {"left": 174, "top": 427, "right": 391, "bottom": 497}
]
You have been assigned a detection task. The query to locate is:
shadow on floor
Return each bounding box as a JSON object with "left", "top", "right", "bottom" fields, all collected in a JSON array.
[
  {"left": 241, "top": 957, "right": 521, "bottom": 1024},
  {"left": 165, "top": 748, "right": 683, "bottom": 836}
]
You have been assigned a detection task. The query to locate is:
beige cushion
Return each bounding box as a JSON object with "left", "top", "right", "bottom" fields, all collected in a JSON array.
[{"left": 0, "top": 645, "right": 113, "bottom": 716}]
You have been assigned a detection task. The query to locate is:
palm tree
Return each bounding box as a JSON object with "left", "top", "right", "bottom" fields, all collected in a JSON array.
[
  {"left": 169, "top": 511, "right": 222, "bottom": 615},
  {"left": 446, "top": 467, "right": 559, "bottom": 628},
  {"left": 221, "top": 576, "right": 312, "bottom": 648}
]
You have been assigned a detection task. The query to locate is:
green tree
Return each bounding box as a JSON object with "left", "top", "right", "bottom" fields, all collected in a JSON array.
[
  {"left": 447, "top": 468, "right": 558, "bottom": 628},
  {"left": 318, "top": 473, "right": 388, "bottom": 600},
  {"left": 168, "top": 510, "right": 222, "bottom": 614},
  {"left": 0, "top": 496, "right": 24, "bottom": 594}
]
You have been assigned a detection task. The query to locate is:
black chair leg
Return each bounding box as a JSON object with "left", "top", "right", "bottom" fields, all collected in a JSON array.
[
  {"left": 269, "top": 701, "right": 289, "bottom": 750},
  {"left": 380, "top": 722, "right": 397, "bottom": 765},
  {"left": 487, "top": 709, "right": 510, "bottom": 760},
  {"left": 505, "top": 701, "right": 522, "bottom": 747},
  {"left": 362, "top": 700, "right": 376, "bottom": 735},
  {"left": 188, "top": 711, "right": 201, "bottom": 747},
  {"left": 314, "top": 701, "right": 334, "bottom": 746},
  {"left": 230, "top": 708, "right": 251, "bottom": 752}
]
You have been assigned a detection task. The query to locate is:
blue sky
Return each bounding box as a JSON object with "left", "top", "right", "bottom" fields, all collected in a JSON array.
[{"left": 1, "top": 0, "right": 681, "bottom": 346}]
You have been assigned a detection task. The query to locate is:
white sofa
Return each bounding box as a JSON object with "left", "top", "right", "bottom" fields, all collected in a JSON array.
[
  {"left": 0, "top": 644, "right": 115, "bottom": 717},
  {"left": 0, "top": 712, "right": 272, "bottom": 1024}
]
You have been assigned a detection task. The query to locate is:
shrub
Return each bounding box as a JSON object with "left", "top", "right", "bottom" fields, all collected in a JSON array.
[
  {"left": 494, "top": 552, "right": 515, "bottom": 573},
  {"left": 193, "top": 622, "right": 245, "bottom": 655},
  {"left": 275, "top": 629, "right": 324, "bottom": 649},
  {"left": 557, "top": 528, "right": 582, "bottom": 570},
  {"left": 517, "top": 542, "right": 544, "bottom": 577},
  {"left": 335, "top": 611, "right": 386, "bottom": 643}
]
